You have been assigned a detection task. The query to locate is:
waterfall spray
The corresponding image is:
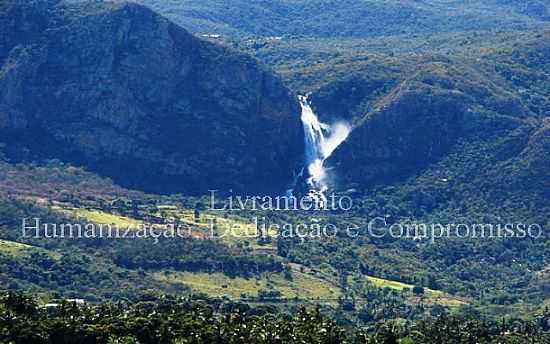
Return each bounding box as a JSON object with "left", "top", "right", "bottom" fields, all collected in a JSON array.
[{"left": 298, "top": 95, "right": 350, "bottom": 207}]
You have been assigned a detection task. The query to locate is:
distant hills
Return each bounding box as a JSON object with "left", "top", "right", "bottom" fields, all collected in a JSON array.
[{"left": 100, "top": 0, "right": 550, "bottom": 38}]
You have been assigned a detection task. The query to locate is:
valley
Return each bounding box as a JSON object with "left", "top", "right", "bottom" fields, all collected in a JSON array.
[{"left": 0, "top": 0, "right": 549, "bottom": 342}]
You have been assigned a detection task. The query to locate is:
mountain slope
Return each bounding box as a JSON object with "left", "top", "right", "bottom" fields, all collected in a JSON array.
[
  {"left": 283, "top": 33, "right": 550, "bottom": 195},
  {"left": 0, "top": 0, "right": 303, "bottom": 194}
]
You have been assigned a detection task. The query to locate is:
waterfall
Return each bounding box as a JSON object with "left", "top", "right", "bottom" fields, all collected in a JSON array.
[{"left": 298, "top": 95, "right": 350, "bottom": 207}]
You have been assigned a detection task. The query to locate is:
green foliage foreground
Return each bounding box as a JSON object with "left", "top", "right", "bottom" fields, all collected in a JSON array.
[{"left": 1, "top": 293, "right": 549, "bottom": 344}]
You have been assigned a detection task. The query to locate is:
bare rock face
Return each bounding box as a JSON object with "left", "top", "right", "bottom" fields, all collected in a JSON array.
[{"left": 0, "top": 1, "right": 303, "bottom": 194}]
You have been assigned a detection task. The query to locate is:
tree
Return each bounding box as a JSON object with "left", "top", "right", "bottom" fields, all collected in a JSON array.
[{"left": 412, "top": 285, "right": 425, "bottom": 295}]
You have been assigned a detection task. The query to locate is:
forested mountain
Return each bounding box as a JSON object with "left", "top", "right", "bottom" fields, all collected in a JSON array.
[
  {"left": 0, "top": 0, "right": 303, "bottom": 195},
  {"left": 319, "top": 38, "right": 550, "bottom": 189}
]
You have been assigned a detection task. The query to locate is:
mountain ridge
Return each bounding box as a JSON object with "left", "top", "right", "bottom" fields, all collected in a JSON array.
[{"left": 100, "top": 0, "right": 550, "bottom": 39}]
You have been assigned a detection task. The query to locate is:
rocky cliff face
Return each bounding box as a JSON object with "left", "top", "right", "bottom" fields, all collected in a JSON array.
[{"left": 0, "top": 1, "right": 303, "bottom": 194}]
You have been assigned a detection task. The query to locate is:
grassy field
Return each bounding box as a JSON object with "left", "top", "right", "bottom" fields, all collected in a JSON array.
[
  {"left": 153, "top": 269, "right": 466, "bottom": 308},
  {"left": 153, "top": 270, "right": 341, "bottom": 302},
  {"left": 158, "top": 208, "right": 277, "bottom": 250},
  {"left": 51, "top": 202, "right": 276, "bottom": 250},
  {"left": 0, "top": 239, "right": 61, "bottom": 259},
  {"left": 0, "top": 239, "right": 34, "bottom": 255},
  {"left": 365, "top": 276, "right": 467, "bottom": 307},
  {"left": 53, "top": 207, "right": 143, "bottom": 228}
]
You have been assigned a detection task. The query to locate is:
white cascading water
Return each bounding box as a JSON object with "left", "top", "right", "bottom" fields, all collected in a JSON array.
[{"left": 299, "top": 95, "right": 350, "bottom": 208}]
